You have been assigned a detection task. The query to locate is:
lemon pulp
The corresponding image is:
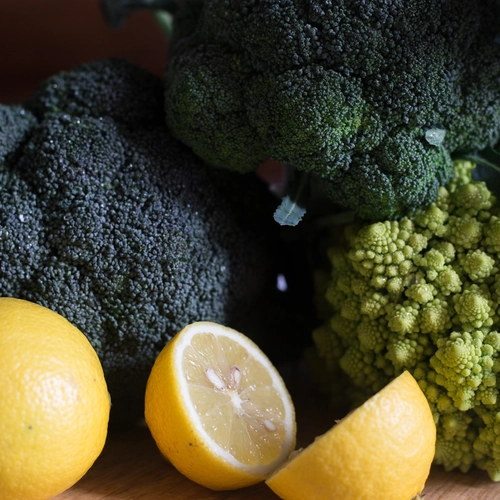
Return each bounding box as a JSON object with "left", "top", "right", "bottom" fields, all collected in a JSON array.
[{"left": 182, "top": 331, "right": 289, "bottom": 466}]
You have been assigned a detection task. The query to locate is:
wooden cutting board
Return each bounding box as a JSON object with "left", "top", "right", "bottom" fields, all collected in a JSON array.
[
  {"left": 55, "top": 423, "right": 499, "bottom": 500},
  {"left": 54, "top": 366, "right": 500, "bottom": 500},
  {"left": 53, "top": 424, "right": 499, "bottom": 500}
]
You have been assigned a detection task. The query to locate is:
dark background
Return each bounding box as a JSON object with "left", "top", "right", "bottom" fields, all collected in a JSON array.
[{"left": 0, "top": 0, "right": 168, "bottom": 104}]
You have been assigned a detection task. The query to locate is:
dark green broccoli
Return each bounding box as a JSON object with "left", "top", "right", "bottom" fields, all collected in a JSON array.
[
  {"left": 0, "top": 58, "right": 279, "bottom": 423},
  {"left": 102, "top": 0, "right": 500, "bottom": 223}
]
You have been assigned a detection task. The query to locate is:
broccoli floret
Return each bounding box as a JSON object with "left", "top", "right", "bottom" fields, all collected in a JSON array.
[
  {"left": 313, "top": 159, "right": 500, "bottom": 480},
  {"left": 122, "top": 0, "right": 500, "bottom": 222},
  {"left": 0, "top": 58, "right": 278, "bottom": 424},
  {"left": 322, "top": 128, "right": 454, "bottom": 220},
  {"left": 0, "top": 104, "right": 37, "bottom": 164},
  {"left": 28, "top": 57, "right": 166, "bottom": 126}
]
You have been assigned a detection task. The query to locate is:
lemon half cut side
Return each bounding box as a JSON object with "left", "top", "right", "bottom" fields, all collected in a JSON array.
[{"left": 144, "top": 321, "right": 297, "bottom": 490}]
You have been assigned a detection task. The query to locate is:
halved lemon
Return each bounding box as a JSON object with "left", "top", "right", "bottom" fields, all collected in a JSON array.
[
  {"left": 266, "top": 371, "right": 436, "bottom": 500},
  {"left": 144, "top": 321, "right": 296, "bottom": 490}
]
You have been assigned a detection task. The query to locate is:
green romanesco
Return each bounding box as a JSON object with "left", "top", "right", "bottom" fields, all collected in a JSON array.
[{"left": 313, "top": 159, "right": 500, "bottom": 481}]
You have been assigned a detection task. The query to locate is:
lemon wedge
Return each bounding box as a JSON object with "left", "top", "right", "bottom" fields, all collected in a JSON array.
[{"left": 266, "top": 371, "right": 436, "bottom": 500}]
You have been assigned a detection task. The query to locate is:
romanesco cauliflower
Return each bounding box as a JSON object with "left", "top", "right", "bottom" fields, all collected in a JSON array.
[{"left": 314, "top": 159, "right": 500, "bottom": 480}]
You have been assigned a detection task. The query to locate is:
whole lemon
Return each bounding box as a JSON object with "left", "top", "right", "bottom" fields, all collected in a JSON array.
[{"left": 0, "top": 297, "right": 110, "bottom": 500}]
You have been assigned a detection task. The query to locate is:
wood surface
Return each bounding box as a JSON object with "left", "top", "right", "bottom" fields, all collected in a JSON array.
[{"left": 53, "top": 424, "right": 500, "bottom": 500}]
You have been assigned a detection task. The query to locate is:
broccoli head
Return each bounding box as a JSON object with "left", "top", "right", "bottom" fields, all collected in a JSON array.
[
  {"left": 140, "top": 0, "right": 500, "bottom": 221},
  {"left": 313, "top": 159, "right": 500, "bottom": 480},
  {"left": 0, "top": 58, "right": 279, "bottom": 423}
]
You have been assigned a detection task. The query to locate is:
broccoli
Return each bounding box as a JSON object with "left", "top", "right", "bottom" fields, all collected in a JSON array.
[
  {"left": 313, "top": 158, "right": 500, "bottom": 480},
  {"left": 0, "top": 58, "right": 279, "bottom": 424},
  {"left": 102, "top": 0, "right": 500, "bottom": 223}
]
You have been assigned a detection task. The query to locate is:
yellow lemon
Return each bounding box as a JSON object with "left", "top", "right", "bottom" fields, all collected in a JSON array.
[
  {"left": 266, "top": 371, "right": 436, "bottom": 500},
  {"left": 144, "top": 321, "right": 296, "bottom": 490},
  {"left": 0, "top": 297, "right": 110, "bottom": 500}
]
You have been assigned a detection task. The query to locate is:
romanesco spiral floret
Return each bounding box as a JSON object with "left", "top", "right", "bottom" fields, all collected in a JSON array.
[
  {"left": 413, "top": 363, "right": 454, "bottom": 417},
  {"left": 329, "top": 314, "right": 357, "bottom": 344},
  {"left": 434, "top": 411, "right": 477, "bottom": 473},
  {"left": 473, "top": 408, "right": 500, "bottom": 481},
  {"left": 453, "top": 284, "right": 496, "bottom": 331},
  {"left": 350, "top": 275, "right": 372, "bottom": 297},
  {"left": 414, "top": 247, "right": 447, "bottom": 274},
  {"left": 313, "top": 159, "right": 500, "bottom": 480},
  {"left": 357, "top": 317, "right": 390, "bottom": 353},
  {"left": 405, "top": 283, "right": 436, "bottom": 304},
  {"left": 431, "top": 266, "right": 463, "bottom": 296},
  {"left": 386, "top": 332, "right": 430, "bottom": 370},
  {"left": 431, "top": 241, "right": 457, "bottom": 263},
  {"left": 348, "top": 219, "right": 425, "bottom": 294},
  {"left": 435, "top": 185, "right": 452, "bottom": 213},
  {"left": 460, "top": 249, "right": 496, "bottom": 282},
  {"left": 340, "top": 297, "right": 362, "bottom": 322},
  {"left": 419, "top": 298, "right": 452, "bottom": 337},
  {"left": 387, "top": 301, "right": 420, "bottom": 335},
  {"left": 359, "top": 292, "right": 390, "bottom": 319},
  {"left": 451, "top": 182, "right": 495, "bottom": 218},
  {"left": 339, "top": 341, "right": 393, "bottom": 394},
  {"left": 414, "top": 203, "right": 448, "bottom": 238},
  {"left": 447, "top": 160, "right": 476, "bottom": 191},
  {"left": 324, "top": 279, "right": 347, "bottom": 310},
  {"left": 446, "top": 214, "right": 483, "bottom": 251},
  {"left": 483, "top": 216, "right": 500, "bottom": 254},
  {"left": 430, "top": 331, "right": 500, "bottom": 411}
]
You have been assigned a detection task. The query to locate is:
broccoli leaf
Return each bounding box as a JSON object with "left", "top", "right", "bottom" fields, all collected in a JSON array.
[
  {"left": 273, "top": 168, "right": 310, "bottom": 226},
  {"left": 425, "top": 128, "right": 447, "bottom": 147}
]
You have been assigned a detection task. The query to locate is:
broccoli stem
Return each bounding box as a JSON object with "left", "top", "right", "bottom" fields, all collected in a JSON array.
[
  {"left": 463, "top": 145, "right": 500, "bottom": 197},
  {"left": 463, "top": 145, "right": 500, "bottom": 174},
  {"left": 100, "top": 0, "right": 178, "bottom": 29}
]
